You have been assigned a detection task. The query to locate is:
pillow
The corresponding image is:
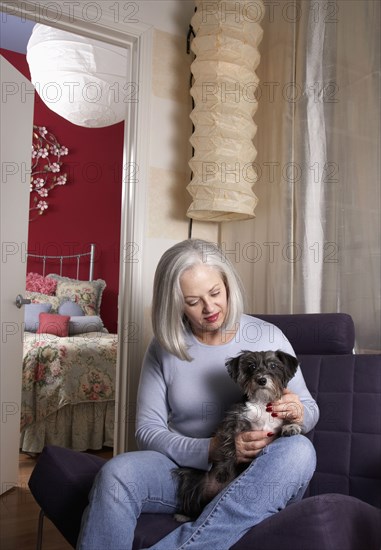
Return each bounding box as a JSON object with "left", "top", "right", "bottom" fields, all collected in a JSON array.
[
  {"left": 58, "top": 299, "right": 84, "bottom": 317},
  {"left": 37, "top": 313, "right": 70, "bottom": 337},
  {"left": 69, "top": 315, "right": 104, "bottom": 335},
  {"left": 26, "top": 272, "right": 57, "bottom": 295},
  {"left": 47, "top": 274, "right": 106, "bottom": 316},
  {"left": 25, "top": 291, "right": 60, "bottom": 312},
  {"left": 24, "top": 303, "right": 52, "bottom": 332}
]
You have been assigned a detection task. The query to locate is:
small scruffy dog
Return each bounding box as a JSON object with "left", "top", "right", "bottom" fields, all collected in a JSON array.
[{"left": 174, "top": 350, "right": 301, "bottom": 520}]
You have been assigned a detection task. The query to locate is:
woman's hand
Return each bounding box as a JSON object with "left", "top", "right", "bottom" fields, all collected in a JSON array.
[
  {"left": 235, "top": 389, "right": 304, "bottom": 463},
  {"left": 210, "top": 389, "right": 304, "bottom": 464},
  {"left": 267, "top": 388, "right": 304, "bottom": 425},
  {"left": 209, "top": 432, "right": 275, "bottom": 464},
  {"left": 235, "top": 431, "right": 276, "bottom": 463}
]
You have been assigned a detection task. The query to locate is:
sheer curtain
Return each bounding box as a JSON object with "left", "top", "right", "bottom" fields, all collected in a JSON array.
[{"left": 220, "top": 0, "right": 380, "bottom": 352}]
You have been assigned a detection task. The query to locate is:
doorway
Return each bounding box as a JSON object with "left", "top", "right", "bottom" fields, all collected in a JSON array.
[{"left": 0, "top": 3, "right": 151, "bottom": 475}]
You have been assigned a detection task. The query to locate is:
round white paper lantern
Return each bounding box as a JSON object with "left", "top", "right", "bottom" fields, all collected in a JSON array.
[{"left": 27, "top": 24, "right": 129, "bottom": 128}]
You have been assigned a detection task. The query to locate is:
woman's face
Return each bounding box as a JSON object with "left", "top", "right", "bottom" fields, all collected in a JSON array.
[{"left": 180, "top": 264, "right": 228, "bottom": 344}]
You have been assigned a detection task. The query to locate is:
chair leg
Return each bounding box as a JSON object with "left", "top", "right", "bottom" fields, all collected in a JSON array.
[{"left": 36, "top": 509, "right": 44, "bottom": 550}]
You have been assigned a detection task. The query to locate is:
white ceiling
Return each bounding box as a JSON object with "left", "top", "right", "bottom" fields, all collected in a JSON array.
[{"left": 0, "top": 14, "right": 35, "bottom": 53}]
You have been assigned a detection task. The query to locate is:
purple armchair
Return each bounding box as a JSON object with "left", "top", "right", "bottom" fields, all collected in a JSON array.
[{"left": 28, "top": 313, "right": 381, "bottom": 549}]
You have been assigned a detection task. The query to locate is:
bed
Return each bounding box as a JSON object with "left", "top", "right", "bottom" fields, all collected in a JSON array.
[{"left": 20, "top": 244, "right": 117, "bottom": 453}]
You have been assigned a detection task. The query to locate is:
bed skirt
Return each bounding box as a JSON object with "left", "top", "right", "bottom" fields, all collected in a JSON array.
[{"left": 20, "top": 401, "right": 115, "bottom": 453}]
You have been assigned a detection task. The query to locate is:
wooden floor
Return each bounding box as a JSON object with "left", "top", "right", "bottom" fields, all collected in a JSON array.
[{"left": 0, "top": 449, "right": 112, "bottom": 550}]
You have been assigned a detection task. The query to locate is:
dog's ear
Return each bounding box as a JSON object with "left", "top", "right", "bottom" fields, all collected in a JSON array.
[
  {"left": 225, "top": 355, "right": 242, "bottom": 382},
  {"left": 275, "top": 350, "right": 299, "bottom": 380}
]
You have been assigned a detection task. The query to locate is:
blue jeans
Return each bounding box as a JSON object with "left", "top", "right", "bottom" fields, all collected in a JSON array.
[{"left": 77, "top": 435, "right": 316, "bottom": 550}]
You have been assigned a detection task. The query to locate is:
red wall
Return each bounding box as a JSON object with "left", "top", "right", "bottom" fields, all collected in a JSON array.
[{"left": 1, "top": 49, "right": 123, "bottom": 333}]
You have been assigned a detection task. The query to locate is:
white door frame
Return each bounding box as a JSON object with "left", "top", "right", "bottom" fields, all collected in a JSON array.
[{"left": 0, "top": 0, "right": 152, "bottom": 454}]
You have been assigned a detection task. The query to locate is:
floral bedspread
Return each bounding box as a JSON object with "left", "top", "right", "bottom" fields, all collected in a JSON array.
[{"left": 21, "top": 331, "right": 118, "bottom": 430}]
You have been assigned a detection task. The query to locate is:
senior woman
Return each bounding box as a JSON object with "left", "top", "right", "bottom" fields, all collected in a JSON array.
[{"left": 77, "top": 239, "right": 318, "bottom": 550}]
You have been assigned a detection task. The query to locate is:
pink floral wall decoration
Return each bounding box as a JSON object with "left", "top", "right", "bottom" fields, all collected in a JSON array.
[{"left": 30, "top": 125, "right": 69, "bottom": 221}]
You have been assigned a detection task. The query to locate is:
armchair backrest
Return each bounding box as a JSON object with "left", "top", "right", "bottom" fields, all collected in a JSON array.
[
  {"left": 300, "top": 353, "right": 381, "bottom": 507},
  {"left": 252, "top": 313, "right": 355, "bottom": 355},
  {"left": 250, "top": 313, "right": 380, "bottom": 509}
]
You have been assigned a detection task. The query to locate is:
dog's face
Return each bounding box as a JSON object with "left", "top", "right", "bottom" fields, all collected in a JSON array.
[{"left": 225, "top": 350, "right": 299, "bottom": 400}]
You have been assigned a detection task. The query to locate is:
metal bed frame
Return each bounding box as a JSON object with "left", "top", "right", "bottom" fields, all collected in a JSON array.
[{"left": 26, "top": 243, "right": 96, "bottom": 281}]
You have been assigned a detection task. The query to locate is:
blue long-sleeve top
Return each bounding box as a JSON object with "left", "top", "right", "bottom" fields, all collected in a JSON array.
[{"left": 135, "top": 314, "right": 319, "bottom": 470}]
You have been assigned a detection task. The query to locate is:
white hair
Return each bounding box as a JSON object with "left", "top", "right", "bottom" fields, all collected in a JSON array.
[{"left": 152, "top": 239, "right": 245, "bottom": 361}]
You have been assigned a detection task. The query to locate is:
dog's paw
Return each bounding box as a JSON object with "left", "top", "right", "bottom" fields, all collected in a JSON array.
[
  {"left": 281, "top": 424, "right": 302, "bottom": 437},
  {"left": 174, "top": 513, "right": 191, "bottom": 523}
]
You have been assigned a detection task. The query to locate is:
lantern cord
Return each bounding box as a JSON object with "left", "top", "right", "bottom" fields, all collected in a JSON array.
[
  {"left": 187, "top": 14, "right": 196, "bottom": 239},
  {"left": 186, "top": 8, "right": 196, "bottom": 54},
  {"left": 188, "top": 218, "right": 193, "bottom": 239}
]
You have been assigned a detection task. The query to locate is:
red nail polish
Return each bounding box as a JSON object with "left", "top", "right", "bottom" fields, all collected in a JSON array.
[
  {"left": 267, "top": 432, "right": 274, "bottom": 437},
  {"left": 266, "top": 406, "right": 273, "bottom": 412},
  {"left": 271, "top": 412, "right": 278, "bottom": 418},
  {"left": 266, "top": 402, "right": 272, "bottom": 407}
]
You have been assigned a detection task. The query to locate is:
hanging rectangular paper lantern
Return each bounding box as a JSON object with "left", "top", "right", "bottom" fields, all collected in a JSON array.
[{"left": 187, "top": 0, "right": 265, "bottom": 221}]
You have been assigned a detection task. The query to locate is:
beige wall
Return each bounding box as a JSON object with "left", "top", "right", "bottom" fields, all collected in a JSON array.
[{"left": 140, "top": 1, "right": 219, "bottom": 347}]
